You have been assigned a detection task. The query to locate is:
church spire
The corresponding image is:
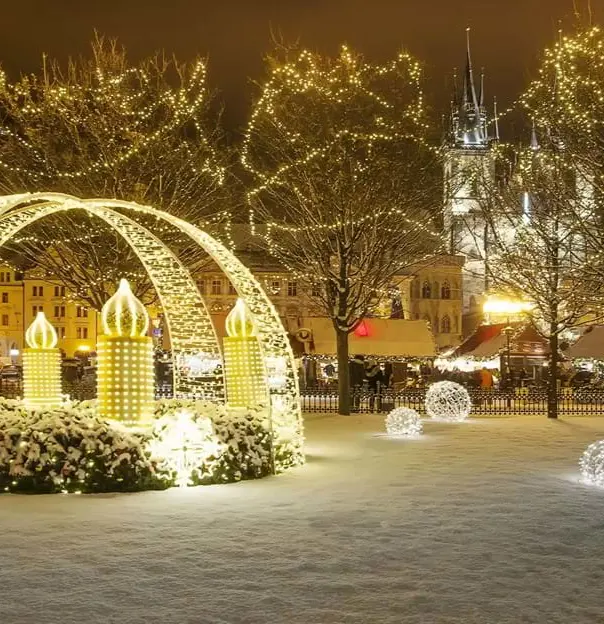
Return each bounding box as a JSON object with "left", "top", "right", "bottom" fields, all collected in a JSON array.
[
  {"left": 479, "top": 68, "right": 485, "bottom": 108},
  {"left": 493, "top": 97, "right": 500, "bottom": 141},
  {"left": 464, "top": 28, "right": 480, "bottom": 112}
]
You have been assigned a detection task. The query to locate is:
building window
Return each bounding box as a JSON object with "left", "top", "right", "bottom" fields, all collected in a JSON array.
[
  {"left": 54, "top": 286, "right": 66, "bottom": 297},
  {"left": 197, "top": 279, "right": 206, "bottom": 295},
  {"left": 32, "top": 305, "right": 43, "bottom": 316},
  {"left": 32, "top": 285, "right": 43, "bottom": 297},
  {"left": 412, "top": 278, "right": 420, "bottom": 299},
  {"left": 287, "top": 280, "right": 298, "bottom": 297},
  {"left": 452, "top": 281, "right": 460, "bottom": 299},
  {"left": 0, "top": 272, "right": 10, "bottom": 283},
  {"left": 228, "top": 282, "right": 237, "bottom": 295},
  {"left": 211, "top": 279, "right": 222, "bottom": 295},
  {"left": 1, "top": 314, "right": 8, "bottom": 326},
  {"left": 441, "top": 315, "right": 451, "bottom": 334},
  {"left": 421, "top": 281, "right": 431, "bottom": 299},
  {"left": 1, "top": 293, "right": 7, "bottom": 304},
  {"left": 311, "top": 283, "right": 321, "bottom": 297},
  {"left": 453, "top": 315, "right": 459, "bottom": 334},
  {"left": 76, "top": 306, "right": 88, "bottom": 318},
  {"left": 76, "top": 327, "right": 89, "bottom": 340},
  {"left": 441, "top": 280, "right": 451, "bottom": 300},
  {"left": 57, "top": 326, "right": 66, "bottom": 338},
  {"left": 54, "top": 306, "right": 65, "bottom": 318},
  {"left": 270, "top": 280, "right": 281, "bottom": 295}
]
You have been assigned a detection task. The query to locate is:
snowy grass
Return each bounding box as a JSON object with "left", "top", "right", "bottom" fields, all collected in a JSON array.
[{"left": 2, "top": 414, "right": 604, "bottom": 623}]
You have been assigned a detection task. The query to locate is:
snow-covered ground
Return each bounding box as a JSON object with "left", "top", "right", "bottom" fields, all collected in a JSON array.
[{"left": 2, "top": 414, "right": 604, "bottom": 624}]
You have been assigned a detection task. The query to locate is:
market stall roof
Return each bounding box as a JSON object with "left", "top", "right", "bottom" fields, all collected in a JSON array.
[
  {"left": 294, "top": 317, "right": 436, "bottom": 358},
  {"left": 566, "top": 326, "right": 604, "bottom": 360},
  {"left": 453, "top": 323, "right": 549, "bottom": 360}
]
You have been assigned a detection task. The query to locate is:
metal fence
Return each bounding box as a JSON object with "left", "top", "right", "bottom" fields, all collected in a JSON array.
[{"left": 301, "top": 388, "right": 604, "bottom": 415}]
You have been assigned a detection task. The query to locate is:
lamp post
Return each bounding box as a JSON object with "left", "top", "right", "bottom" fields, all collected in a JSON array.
[{"left": 503, "top": 322, "right": 513, "bottom": 389}]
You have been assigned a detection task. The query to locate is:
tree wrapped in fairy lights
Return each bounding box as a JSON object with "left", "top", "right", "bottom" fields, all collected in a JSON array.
[
  {"left": 242, "top": 45, "right": 442, "bottom": 414},
  {"left": 0, "top": 37, "right": 229, "bottom": 309}
]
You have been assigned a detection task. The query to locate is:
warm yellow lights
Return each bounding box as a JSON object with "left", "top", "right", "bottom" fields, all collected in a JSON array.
[
  {"left": 482, "top": 295, "right": 534, "bottom": 317},
  {"left": 225, "top": 298, "right": 255, "bottom": 338},
  {"left": 97, "top": 279, "right": 154, "bottom": 424},
  {"left": 223, "top": 300, "right": 268, "bottom": 408},
  {"left": 25, "top": 311, "right": 58, "bottom": 349},
  {"left": 23, "top": 312, "right": 61, "bottom": 408},
  {"left": 102, "top": 278, "right": 149, "bottom": 338}
]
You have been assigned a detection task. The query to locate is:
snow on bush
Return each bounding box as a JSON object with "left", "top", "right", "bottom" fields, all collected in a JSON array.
[
  {"left": 153, "top": 399, "right": 275, "bottom": 484},
  {"left": 580, "top": 440, "right": 604, "bottom": 487},
  {"left": 0, "top": 396, "right": 299, "bottom": 493},
  {"left": 425, "top": 381, "right": 472, "bottom": 422},
  {"left": 0, "top": 399, "right": 168, "bottom": 494},
  {"left": 385, "top": 407, "right": 423, "bottom": 436}
]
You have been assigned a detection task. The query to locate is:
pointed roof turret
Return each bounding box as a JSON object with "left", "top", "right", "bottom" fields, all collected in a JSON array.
[
  {"left": 479, "top": 68, "right": 485, "bottom": 108},
  {"left": 493, "top": 97, "right": 500, "bottom": 141},
  {"left": 463, "top": 28, "right": 480, "bottom": 112}
]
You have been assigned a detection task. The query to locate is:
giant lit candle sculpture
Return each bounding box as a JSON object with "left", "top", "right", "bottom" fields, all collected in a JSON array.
[
  {"left": 23, "top": 311, "right": 62, "bottom": 408},
  {"left": 223, "top": 298, "right": 268, "bottom": 408},
  {"left": 97, "top": 279, "right": 154, "bottom": 424}
]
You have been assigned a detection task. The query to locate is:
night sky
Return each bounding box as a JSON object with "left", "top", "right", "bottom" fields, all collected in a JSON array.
[{"left": 0, "top": 1, "right": 599, "bottom": 136}]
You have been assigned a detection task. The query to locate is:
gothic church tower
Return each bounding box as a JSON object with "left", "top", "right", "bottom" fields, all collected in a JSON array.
[{"left": 444, "top": 30, "right": 498, "bottom": 333}]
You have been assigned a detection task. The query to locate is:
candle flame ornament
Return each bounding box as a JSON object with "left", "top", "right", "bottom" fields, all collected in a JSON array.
[
  {"left": 97, "top": 279, "right": 154, "bottom": 424},
  {"left": 223, "top": 298, "right": 268, "bottom": 408},
  {"left": 23, "top": 312, "right": 62, "bottom": 408},
  {"left": 102, "top": 278, "right": 149, "bottom": 338}
]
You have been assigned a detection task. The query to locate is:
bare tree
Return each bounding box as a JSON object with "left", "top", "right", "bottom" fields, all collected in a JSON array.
[
  {"left": 242, "top": 45, "right": 442, "bottom": 414},
  {"left": 0, "top": 37, "right": 229, "bottom": 309},
  {"left": 475, "top": 140, "right": 599, "bottom": 418}
]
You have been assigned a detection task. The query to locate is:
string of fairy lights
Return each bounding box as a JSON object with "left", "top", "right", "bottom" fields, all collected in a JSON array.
[{"left": 240, "top": 45, "right": 446, "bottom": 303}]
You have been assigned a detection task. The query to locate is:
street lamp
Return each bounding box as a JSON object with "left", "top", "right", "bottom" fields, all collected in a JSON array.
[{"left": 503, "top": 323, "right": 514, "bottom": 388}]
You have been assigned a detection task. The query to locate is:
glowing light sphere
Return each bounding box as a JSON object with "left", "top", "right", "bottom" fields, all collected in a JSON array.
[
  {"left": 150, "top": 410, "right": 222, "bottom": 487},
  {"left": 23, "top": 312, "right": 62, "bottom": 409},
  {"left": 425, "top": 381, "right": 471, "bottom": 422},
  {"left": 97, "top": 279, "right": 154, "bottom": 424},
  {"left": 385, "top": 407, "right": 423, "bottom": 436},
  {"left": 580, "top": 440, "right": 604, "bottom": 487}
]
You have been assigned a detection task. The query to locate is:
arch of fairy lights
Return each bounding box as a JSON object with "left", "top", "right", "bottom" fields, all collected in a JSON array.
[{"left": 0, "top": 193, "right": 303, "bottom": 456}]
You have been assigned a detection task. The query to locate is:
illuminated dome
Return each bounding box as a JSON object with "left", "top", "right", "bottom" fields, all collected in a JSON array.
[
  {"left": 101, "top": 278, "right": 149, "bottom": 338},
  {"left": 25, "top": 311, "right": 58, "bottom": 349},
  {"left": 225, "top": 298, "right": 255, "bottom": 338}
]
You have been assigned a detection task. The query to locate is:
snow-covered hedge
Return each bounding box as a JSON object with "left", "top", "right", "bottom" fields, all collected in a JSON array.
[
  {"left": 0, "top": 399, "right": 168, "bottom": 494},
  {"left": 0, "top": 397, "right": 296, "bottom": 494}
]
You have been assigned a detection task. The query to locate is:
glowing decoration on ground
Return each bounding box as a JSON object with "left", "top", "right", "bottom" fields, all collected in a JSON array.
[
  {"left": 385, "top": 407, "right": 423, "bottom": 436},
  {"left": 22, "top": 312, "right": 62, "bottom": 409},
  {"left": 0, "top": 193, "right": 304, "bottom": 468},
  {"left": 97, "top": 279, "right": 154, "bottom": 424},
  {"left": 425, "top": 381, "right": 471, "bottom": 422},
  {"left": 223, "top": 299, "right": 268, "bottom": 408},
  {"left": 150, "top": 410, "right": 222, "bottom": 487},
  {"left": 580, "top": 440, "right": 604, "bottom": 487}
]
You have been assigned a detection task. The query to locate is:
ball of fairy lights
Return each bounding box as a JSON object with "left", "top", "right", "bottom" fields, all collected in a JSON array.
[
  {"left": 385, "top": 407, "right": 423, "bottom": 436},
  {"left": 580, "top": 440, "right": 604, "bottom": 487},
  {"left": 425, "top": 381, "right": 471, "bottom": 422}
]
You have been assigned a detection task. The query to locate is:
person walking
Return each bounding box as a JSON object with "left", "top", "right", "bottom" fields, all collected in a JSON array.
[{"left": 365, "top": 359, "right": 383, "bottom": 412}]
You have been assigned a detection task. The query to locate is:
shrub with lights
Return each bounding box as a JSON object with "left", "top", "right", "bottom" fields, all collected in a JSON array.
[{"left": 425, "top": 381, "right": 472, "bottom": 422}]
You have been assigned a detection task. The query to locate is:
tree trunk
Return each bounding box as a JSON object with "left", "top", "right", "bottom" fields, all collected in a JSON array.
[
  {"left": 547, "top": 327, "right": 559, "bottom": 419},
  {"left": 336, "top": 329, "right": 351, "bottom": 415}
]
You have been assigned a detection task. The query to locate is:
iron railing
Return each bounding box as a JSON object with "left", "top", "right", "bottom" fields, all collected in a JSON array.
[{"left": 301, "top": 388, "right": 604, "bottom": 415}]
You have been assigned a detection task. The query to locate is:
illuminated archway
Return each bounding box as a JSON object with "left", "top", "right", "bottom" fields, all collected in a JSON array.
[{"left": 0, "top": 193, "right": 303, "bottom": 458}]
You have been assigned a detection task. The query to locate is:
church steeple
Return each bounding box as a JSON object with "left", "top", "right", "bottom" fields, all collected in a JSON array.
[{"left": 449, "top": 28, "right": 490, "bottom": 149}]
